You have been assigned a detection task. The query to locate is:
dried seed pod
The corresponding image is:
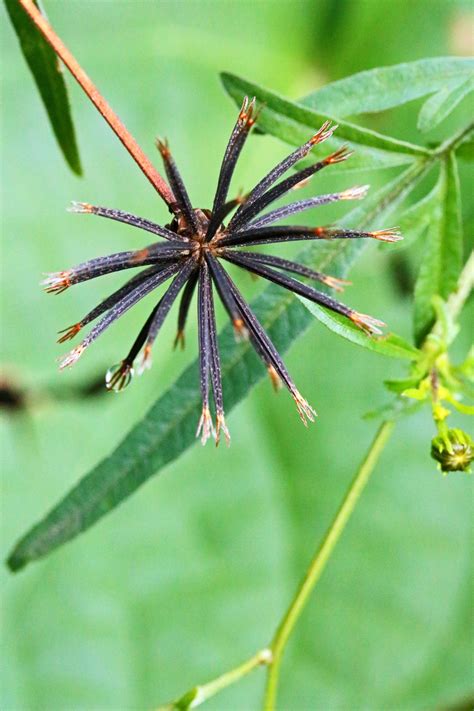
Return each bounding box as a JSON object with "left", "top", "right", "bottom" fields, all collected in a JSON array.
[{"left": 46, "top": 98, "right": 400, "bottom": 443}]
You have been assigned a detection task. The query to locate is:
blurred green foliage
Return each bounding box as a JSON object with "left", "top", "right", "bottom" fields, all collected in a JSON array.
[{"left": 1, "top": 1, "right": 472, "bottom": 709}]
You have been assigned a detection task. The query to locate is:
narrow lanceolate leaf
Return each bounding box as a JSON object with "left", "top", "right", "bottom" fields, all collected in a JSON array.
[
  {"left": 413, "top": 154, "right": 463, "bottom": 345},
  {"left": 299, "top": 299, "right": 420, "bottom": 361},
  {"left": 417, "top": 76, "right": 474, "bottom": 133},
  {"left": 6, "top": 165, "right": 425, "bottom": 572},
  {"left": 5, "top": 0, "right": 82, "bottom": 175},
  {"left": 299, "top": 57, "right": 474, "bottom": 119},
  {"left": 221, "top": 73, "right": 429, "bottom": 172}
]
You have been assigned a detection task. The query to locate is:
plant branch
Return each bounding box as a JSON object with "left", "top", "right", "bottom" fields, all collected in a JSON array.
[
  {"left": 17, "top": 0, "right": 175, "bottom": 208},
  {"left": 262, "top": 419, "right": 396, "bottom": 710},
  {"left": 158, "top": 648, "right": 272, "bottom": 710}
]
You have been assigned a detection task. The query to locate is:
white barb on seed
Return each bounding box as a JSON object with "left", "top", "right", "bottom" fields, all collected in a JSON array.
[{"left": 58, "top": 344, "right": 85, "bottom": 370}]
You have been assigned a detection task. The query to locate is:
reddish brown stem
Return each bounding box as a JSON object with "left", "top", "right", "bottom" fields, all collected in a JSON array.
[{"left": 17, "top": 0, "right": 175, "bottom": 208}]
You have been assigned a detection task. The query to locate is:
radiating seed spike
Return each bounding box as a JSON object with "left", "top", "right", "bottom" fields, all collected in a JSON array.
[{"left": 70, "top": 203, "right": 184, "bottom": 243}]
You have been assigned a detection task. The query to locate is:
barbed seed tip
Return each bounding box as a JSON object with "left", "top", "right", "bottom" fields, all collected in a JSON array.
[
  {"left": 370, "top": 227, "right": 402, "bottom": 243},
  {"left": 351, "top": 312, "right": 385, "bottom": 336},
  {"left": 216, "top": 413, "right": 231, "bottom": 447},
  {"left": 324, "top": 145, "right": 353, "bottom": 165},
  {"left": 238, "top": 96, "right": 250, "bottom": 119},
  {"left": 156, "top": 138, "right": 172, "bottom": 163},
  {"left": 293, "top": 391, "right": 317, "bottom": 425},
  {"left": 341, "top": 184, "right": 370, "bottom": 201},
  {"left": 58, "top": 343, "right": 85, "bottom": 370},
  {"left": 68, "top": 201, "right": 93, "bottom": 214},
  {"left": 310, "top": 120, "right": 336, "bottom": 146},
  {"left": 41, "top": 271, "right": 72, "bottom": 294},
  {"left": 57, "top": 323, "right": 81, "bottom": 343},
  {"left": 105, "top": 361, "right": 134, "bottom": 392},
  {"left": 196, "top": 406, "right": 215, "bottom": 446},
  {"left": 321, "top": 274, "right": 352, "bottom": 292}
]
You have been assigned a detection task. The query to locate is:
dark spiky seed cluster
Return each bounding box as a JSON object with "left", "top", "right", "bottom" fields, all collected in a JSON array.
[{"left": 43, "top": 97, "right": 401, "bottom": 445}]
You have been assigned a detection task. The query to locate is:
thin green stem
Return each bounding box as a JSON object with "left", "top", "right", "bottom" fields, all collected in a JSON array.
[
  {"left": 262, "top": 419, "right": 396, "bottom": 711},
  {"left": 158, "top": 648, "right": 272, "bottom": 710}
]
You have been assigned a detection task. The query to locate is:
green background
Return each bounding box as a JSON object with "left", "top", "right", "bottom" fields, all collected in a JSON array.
[{"left": 1, "top": 1, "right": 472, "bottom": 709}]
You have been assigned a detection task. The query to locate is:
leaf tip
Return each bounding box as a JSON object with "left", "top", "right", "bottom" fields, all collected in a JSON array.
[
  {"left": 6, "top": 548, "right": 28, "bottom": 573},
  {"left": 68, "top": 155, "right": 83, "bottom": 177},
  {"left": 219, "top": 71, "right": 233, "bottom": 88}
]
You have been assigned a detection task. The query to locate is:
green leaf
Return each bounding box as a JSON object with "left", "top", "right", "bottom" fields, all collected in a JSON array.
[
  {"left": 417, "top": 76, "right": 474, "bottom": 133},
  {"left": 413, "top": 154, "right": 463, "bottom": 345},
  {"left": 299, "top": 57, "right": 474, "bottom": 119},
  {"left": 298, "top": 299, "right": 420, "bottom": 361},
  {"left": 6, "top": 161, "right": 425, "bottom": 571},
  {"left": 4, "top": 0, "right": 82, "bottom": 175},
  {"left": 221, "top": 72, "right": 429, "bottom": 173}
]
